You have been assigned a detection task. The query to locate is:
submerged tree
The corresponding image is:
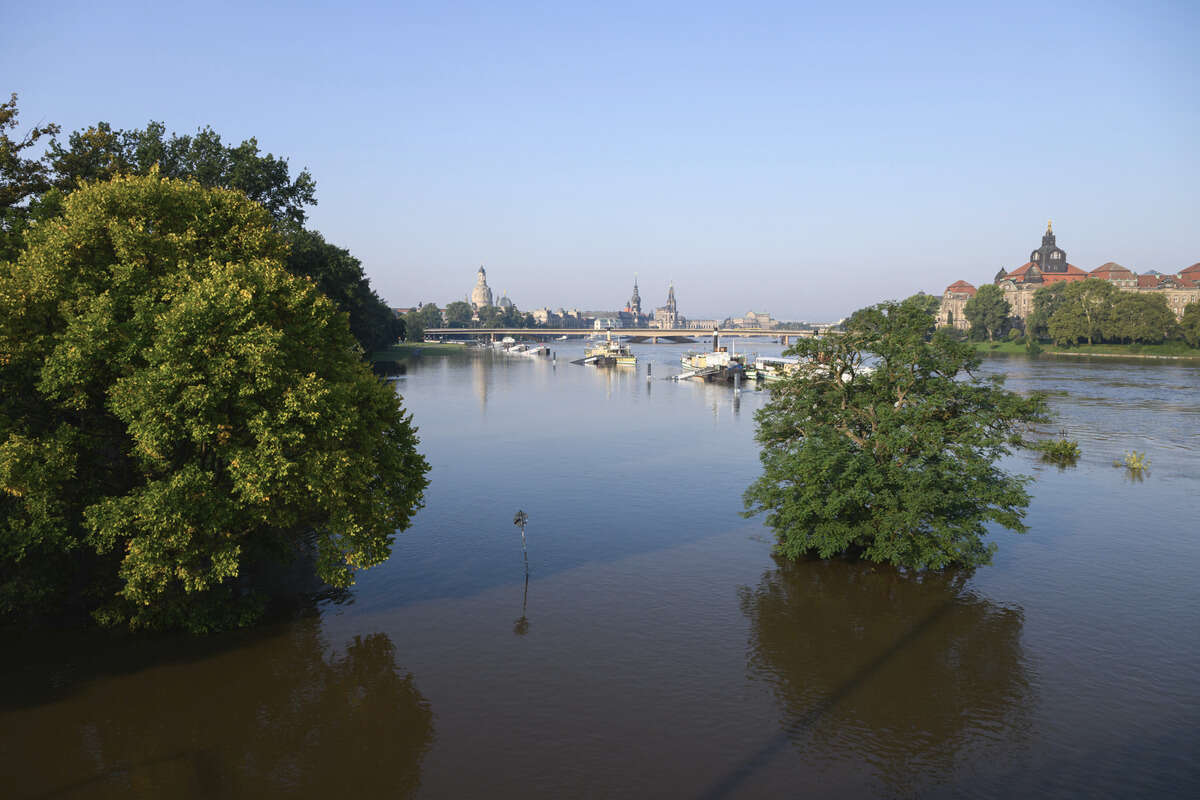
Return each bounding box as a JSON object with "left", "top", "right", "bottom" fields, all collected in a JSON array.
[
  {"left": 743, "top": 295, "right": 1047, "bottom": 570},
  {"left": 0, "top": 172, "right": 429, "bottom": 630}
]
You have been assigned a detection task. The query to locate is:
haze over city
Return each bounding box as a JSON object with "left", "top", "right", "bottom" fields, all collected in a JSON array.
[{"left": 3, "top": 0, "right": 1197, "bottom": 319}]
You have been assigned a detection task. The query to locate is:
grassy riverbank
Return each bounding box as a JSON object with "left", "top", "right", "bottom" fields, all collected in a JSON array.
[
  {"left": 972, "top": 340, "right": 1200, "bottom": 359},
  {"left": 371, "top": 342, "right": 468, "bottom": 361}
]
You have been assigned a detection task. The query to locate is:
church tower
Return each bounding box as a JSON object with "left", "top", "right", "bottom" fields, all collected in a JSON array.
[
  {"left": 1030, "top": 221, "right": 1068, "bottom": 273},
  {"left": 470, "top": 265, "right": 494, "bottom": 310},
  {"left": 626, "top": 276, "right": 642, "bottom": 315}
]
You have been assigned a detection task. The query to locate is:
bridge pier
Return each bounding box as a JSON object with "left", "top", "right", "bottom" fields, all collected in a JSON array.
[{"left": 781, "top": 334, "right": 790, "bottom": 346}]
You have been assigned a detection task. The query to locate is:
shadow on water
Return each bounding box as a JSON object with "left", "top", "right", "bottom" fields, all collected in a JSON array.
[
  {"left": 0, "top": 617, "right": 433, "bottom": 799},
  {"left": 705, "top": 557, "right": 1029, "bottom": 798}
]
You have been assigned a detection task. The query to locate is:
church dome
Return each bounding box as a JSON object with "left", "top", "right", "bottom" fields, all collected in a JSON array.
[
  {"left": 498, "top": 292, "right": 513, "bottom": 309},
  {"left": 470, "top": 266, "right": 494, "bottom": 309}
]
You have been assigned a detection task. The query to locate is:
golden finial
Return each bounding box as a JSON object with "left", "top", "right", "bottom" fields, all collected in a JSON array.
[{"left": 1047, "top": 219, "right": 1053, "bottom": 233}]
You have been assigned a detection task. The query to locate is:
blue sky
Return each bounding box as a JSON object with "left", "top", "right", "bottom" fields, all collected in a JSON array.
[{"left": 4, "top": 0, "right": 1197, "bottom": 320}]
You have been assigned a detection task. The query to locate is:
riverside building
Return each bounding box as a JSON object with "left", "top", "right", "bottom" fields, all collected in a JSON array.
[{"left": 938, "top": 222, "right": 1200, "bottom": 330}]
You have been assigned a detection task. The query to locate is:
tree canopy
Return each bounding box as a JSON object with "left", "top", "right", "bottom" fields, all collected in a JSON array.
[
  {"left": 1, "top": 100, "right": 399, "bottom": 354},
  {"left": 1047, "top": 279, "right": 1117, "bottom": 346},
  {"left": 47, "top": 120, "right": 316, "bottom": 228},
  {"left": 963, "top": 284, "right": 1010, "bottom": 341},
  {"left": 1181, "top": 302, "right": 1200, "bottom": 348},
  {"left": 284, "top": 229, "right": 402, "bottom": 353},
  {"left": 0, "top": 173, "right": 428, "bottom": 631},
  {"left": 0, "top": 93, "right": 60, "bottom": 261},
  {"left": 744, "top": 295, "right": 1046, "bottom": 570},
  {"left": 443, "top": 301, "right": 474, "bottom": 327}
]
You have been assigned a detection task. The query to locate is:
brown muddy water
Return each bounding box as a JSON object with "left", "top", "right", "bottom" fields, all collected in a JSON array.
[{"left": 3, "top": 345, "right": 1198, "bottom": 798}]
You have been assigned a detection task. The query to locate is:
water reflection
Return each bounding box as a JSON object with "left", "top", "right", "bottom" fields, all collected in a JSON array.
[
  {"left": 1, "top": 620, "right": 433, "bottom": 799},
  {"left": 726, "top": 557, "right": 1029, "bottom": 797},
  {"left": 513, "top": 573, "right": 530, "bottom": 636}
]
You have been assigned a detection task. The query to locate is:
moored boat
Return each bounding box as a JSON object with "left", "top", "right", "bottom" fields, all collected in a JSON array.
[{"left": 581, "top": 330, "right": 637, "bottom": 367}]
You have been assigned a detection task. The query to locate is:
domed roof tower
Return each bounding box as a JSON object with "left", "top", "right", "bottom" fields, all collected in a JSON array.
[{"left": 470, "top": 266, "right": 494, "bottom": 310}]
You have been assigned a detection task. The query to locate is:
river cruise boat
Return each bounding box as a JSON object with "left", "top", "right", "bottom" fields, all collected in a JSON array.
[
  {"left": 677, "top": 347, "right": 751, "bottom": 382},
  {"left": 582, "top": 330, "right": 637, "bottom": 367}
]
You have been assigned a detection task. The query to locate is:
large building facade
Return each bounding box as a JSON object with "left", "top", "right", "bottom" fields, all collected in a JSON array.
[{"left": 938, "top": 223, "right": 1199, "bottom": 329}]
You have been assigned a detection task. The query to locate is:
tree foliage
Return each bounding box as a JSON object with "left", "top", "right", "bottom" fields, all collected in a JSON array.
[
  {"left": 1106, "top": 292, "right": 1177, "bottom": 344},
  {"left": 963, "top": 284, "right": 1010, "bottom": 341},
  {"left": 0, "top": 173, "right": 429, "bottom": 631},
  {"left": 284, "top": 229, "right": 402, "bottom": 352},
  {"left": 48, "top": 120, "right": 316, "bottom": 228},
  {"left": 0, "top": 94, "right": 60, "bottom": 261},
  {"left": 1026, "top": 283, "right": 1067, "bottom": 340},
  {"left": 1047, "top": 279, "right": 1117, "bottom": 346},
  {"left": 744, "top": 295, "right": 1046, "bottom": 570},
  {"left": 1181, "top": 302, "right": 1200, "bottom": 348},
  {"left": 35, "top": 117, "right": 398, "bottom": 354},
  {"left": 443, "top": 300, "right": 474, "bottom": 327}
]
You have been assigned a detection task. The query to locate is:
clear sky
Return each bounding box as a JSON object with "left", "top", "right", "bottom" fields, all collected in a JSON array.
[{"left": 4, "top": 0, "right": 1197, "bottom": 320}]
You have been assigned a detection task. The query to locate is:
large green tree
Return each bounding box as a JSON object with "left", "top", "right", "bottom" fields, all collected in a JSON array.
[
  {"left": 1106, "top": 292, "right": 1177, "bottom": 344},
  {"left": 443, "top": 300, "right": 474, "bottom": 327},
  {"left": 1047, "top": 279, "right": 1117, "bottom": 345},
  {"left": 0, "top": 173, "right": 428, "bottom": 631},
  {"left": 963, "top": 283, "right": 1010, "bottom": 341},
  {"left": 1026, "top": 283, "right": 1067, "bottom": 340},
  {"left": 744, "top": 295, "right": 1046, "bottom": 570}
]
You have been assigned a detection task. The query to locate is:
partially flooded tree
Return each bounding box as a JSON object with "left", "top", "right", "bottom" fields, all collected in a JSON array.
[
  {"left": 0, "top": 173, "right": 429, "bottom": 630},
  {"left": 744, "top": 295, "right": 1046, "bottom": 570}
]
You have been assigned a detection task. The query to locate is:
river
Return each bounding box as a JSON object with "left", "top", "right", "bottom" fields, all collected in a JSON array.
[{"left": 3, "top": 343, "right": 1198, "bottom": 798}]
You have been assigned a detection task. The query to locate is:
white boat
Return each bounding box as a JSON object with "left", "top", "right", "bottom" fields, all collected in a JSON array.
[{"left": 507, "top": 343, "right": 549, "bottom": 358}]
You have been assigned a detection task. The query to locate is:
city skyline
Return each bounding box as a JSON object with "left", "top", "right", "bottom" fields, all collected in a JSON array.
[{"left": 4, "top": 1, "right": 1197, "bottom": 319}]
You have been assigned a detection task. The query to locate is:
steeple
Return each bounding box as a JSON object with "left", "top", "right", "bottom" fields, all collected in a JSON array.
[{"left": 1031, "top": 222, "right": 1067, "bottom": 273}]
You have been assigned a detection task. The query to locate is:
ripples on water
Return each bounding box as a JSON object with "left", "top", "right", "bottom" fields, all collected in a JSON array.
[{"left": 2, "top": 346, "right": 1198, "bottom": 798}]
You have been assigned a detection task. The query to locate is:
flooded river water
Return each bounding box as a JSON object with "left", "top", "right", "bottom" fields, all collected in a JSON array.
[{"left": 3, "top": 344, "right": 1198, "bottom": 798}]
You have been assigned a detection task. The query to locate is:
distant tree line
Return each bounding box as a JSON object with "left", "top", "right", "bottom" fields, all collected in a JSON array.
[
  {"left": 402, "top": 299, "right": 537, "bottom": 342},
  {"left": 963, "top": 279, "right": 1200, "bottom": 347}
]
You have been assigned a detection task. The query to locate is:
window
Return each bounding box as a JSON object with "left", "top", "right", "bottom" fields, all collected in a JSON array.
[{"left": 1052, "top": 251, "right": 1061, "bottom": 260}]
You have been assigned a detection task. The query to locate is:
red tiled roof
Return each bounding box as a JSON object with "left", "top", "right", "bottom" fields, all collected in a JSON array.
[
  {"left": 1089, "top": 262, "right": 1135, "bottom": 280},
  {"left": 1137, "top": 275, "right": 1162, "bottom": 288},
  {"left": 945, "top": 280, "right": 976, "bottom": 295},
  {"left": 1178, "top": 262, "right": 1200, "bottom": 277},
  {"left": 1005, "top": 262, "right": 1087, "bottom": 284}
]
